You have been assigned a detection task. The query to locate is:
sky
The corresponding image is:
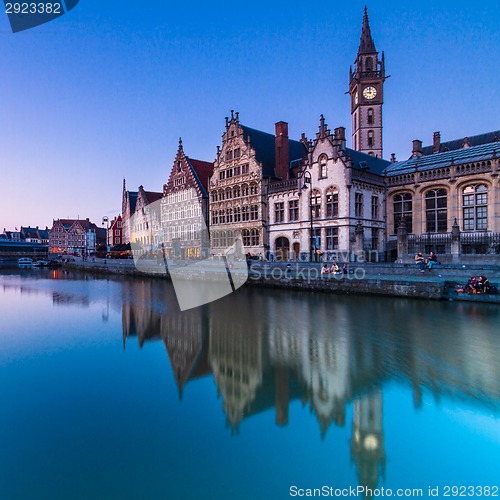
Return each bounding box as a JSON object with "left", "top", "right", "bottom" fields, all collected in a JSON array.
[{"left": 0, "top": 0, "right": 498, "bottom": 231}]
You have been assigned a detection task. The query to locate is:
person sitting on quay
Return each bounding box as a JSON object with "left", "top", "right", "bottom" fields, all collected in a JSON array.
[
  {"left": 321, "top": 263, "right": 330, "bottom": 275},
  {"left": 426, "top": 251, "right": 440, "bottom": 271},
  {"left": 415, "top": 252, "right": 425, "bottom": 273},
  {"left": 476, "top": 275, "right": 498, "bottom": 294},
  {"left": 342, "top": 263, "right": 349, "bottom": 275},
  {"left": 331, "top": 262, "right": 341, "bottom": 274},
  {"left": 456, "top": 276, "right": 478, "bottom": 294}
]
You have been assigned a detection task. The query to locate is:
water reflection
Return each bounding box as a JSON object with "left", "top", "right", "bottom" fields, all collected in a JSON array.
[{"left": 120, "top": 280, "right": 500, "bottom": 492}]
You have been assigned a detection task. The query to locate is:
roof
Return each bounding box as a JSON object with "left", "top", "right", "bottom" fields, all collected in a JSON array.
[
  {"left": 346, "top": 148, "right": 390, "bottom": 174},
  {"left": 241, "top": 125, "right": 307, "bottom": 178},
  {"left": 187, "top": 158, "right": 214, "bottom": 196},
  {"left": 358, "top": 6, "right": 376, "bottom": 55},
  {"left": 144, "top": 190, "right": 162, "bottom": 204},
  {"left": 385, "top": 141, "right": 499, "bottom": 176},
  {"left": 421, "top": 130, "right": 500, "bottom": 155}
]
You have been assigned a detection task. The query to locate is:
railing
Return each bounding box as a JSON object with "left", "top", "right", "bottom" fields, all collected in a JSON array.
[
  {"left": 408, "top": 233, "right": 451, "bottom": 254},
  {"left": 408, "top": 232, "right": 500, "bottom": 255}
]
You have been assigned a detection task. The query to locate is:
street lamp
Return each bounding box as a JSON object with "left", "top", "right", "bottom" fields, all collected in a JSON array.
[
  {"left": 102, "top": 216, "right": 109, "bottom": 254},
  {"left": 296, "top": 167, "right": 314, "bottom": 262}
]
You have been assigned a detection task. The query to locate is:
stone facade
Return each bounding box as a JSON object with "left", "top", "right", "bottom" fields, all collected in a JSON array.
[
  {"left": 268, "top": 117, "right": 388, "bottom": 262},
  {"left": 160, "top": 139, "right": 213, "bottom": 259}
]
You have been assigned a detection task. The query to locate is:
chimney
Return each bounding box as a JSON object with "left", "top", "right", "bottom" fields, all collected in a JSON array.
[
  {"left": 412, "top": 139, "right": 423, "bottom": 158},
  {"left": 334, "top": 127, "right": 346, "bottom": 149},
  {"left": 390, "top": 153, "right": 397, "bottom": 163},
  {"left": 433, "top": 131, "right": 441, "bottom": 153},
  {"left": 275, "top": 121, "right": 289, "bottom": 180}
]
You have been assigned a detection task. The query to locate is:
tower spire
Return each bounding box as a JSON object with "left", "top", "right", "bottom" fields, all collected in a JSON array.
[{"left": 358, "top": 6, "right": 376, "bottom": 55}]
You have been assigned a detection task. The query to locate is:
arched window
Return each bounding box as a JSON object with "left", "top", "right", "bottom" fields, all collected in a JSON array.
[
  {"left": 367, "top": 108, "right": 374, "bottom": 125},
  {"left": 241, "top": 184, "right": 249, "bottom": 197},
  {"left": 367, "top": 130, "right": 374, "bottom": 147},
  {"left": 393, "top": 193, "right": 413, "bottom": 233},
  {"left": 311, "top": 190, "right": 321, "bottom": 219},
  {"left": 319, "top": 155, "right": 327, "bottom": 178},
  {"left": 233, "top": 186, "right": 240, "bottom": 198},
  {"left": 326, "top": 188, "right": 339, "bottom": 217},
  {"left": 425, "top": 189, "right": 448, "bottom": 232},
  {"left": 225, "top": 188, "right": 232, "bottom": 200},
  {"left": 250, "top": 183, "right": 258, "bottom": 195},
  {"left": 219, "top": 189, "right": 225, "bottom": 201},
  {"left": 366, "top": 57, "right": 373, "bottom": 71},
  {"left": 463, "top": 184, "right": 488, "bottom": 231}
]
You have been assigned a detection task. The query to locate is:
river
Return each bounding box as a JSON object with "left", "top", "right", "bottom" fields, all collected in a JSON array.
[{"left": 0, "top": 267, "right": 499, "bottom": 499}]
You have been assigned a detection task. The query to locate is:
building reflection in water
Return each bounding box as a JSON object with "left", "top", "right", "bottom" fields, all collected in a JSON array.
[{"left": 121, "top": 281, "right": 500, "bottom": 491}]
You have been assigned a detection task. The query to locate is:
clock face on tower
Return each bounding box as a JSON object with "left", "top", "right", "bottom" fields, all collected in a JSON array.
[{"left": 363, "top": 86, "right": 377, "bottom": 100}]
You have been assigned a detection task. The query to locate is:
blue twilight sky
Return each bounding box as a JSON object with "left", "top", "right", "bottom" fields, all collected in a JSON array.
[{"left": 0, "top": 0, "right": 498, "bottom": 230}]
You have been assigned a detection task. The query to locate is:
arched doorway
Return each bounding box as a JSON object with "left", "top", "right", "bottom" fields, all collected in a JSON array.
[
  {"left": 292, "top": 242, "right": 300, "bottom": 261},
  {"left": 275, "top": 237, "right": 290, "bottom": 261}
]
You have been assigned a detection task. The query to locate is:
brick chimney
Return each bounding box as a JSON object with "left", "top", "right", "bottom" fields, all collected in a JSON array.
[
  {"left": 433, "top": 131, "right": 441, "bottom": 153},
  {"left": 334, "top": 127, "right": 346, "bottom": 149},
  {"left": 275, "top": 121, "right": 289, "bottom": 180},
  {"left": 412, "top": 139, "right": 423, "bottom": 158}
]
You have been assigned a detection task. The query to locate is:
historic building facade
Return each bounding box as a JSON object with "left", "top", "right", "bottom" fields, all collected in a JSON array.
[
  {"left": 385, "top": 132, "right": 500, "bottom": 260},
  {"left": 129, "top": 185, "right": 162, "bottom": 251},
  {"left": 268, "top": 117, "right": 389, "bottom": 261},
  {"left": 160, "top": 139, "right": 213, "bottom": 259},
  {"left": 208, "top": 112, "right": 306, "bottom": 258}
]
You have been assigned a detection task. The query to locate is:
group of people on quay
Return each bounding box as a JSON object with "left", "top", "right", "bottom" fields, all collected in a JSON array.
[
  {"left": 456, "top": 275, "right": 498, "bottom": 295},
  {"left": 415, "top": 251, "right": 440, "bottom": 273},
  {"left": 321, "top": 262, "right": 349, "bottom": 275}
]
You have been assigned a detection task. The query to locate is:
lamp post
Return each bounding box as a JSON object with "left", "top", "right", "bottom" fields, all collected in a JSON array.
[
  {"left": 297, "top": 167, "right": 314, "bottom": 262},
  {"left": 102, "top": 216, "right": 109, "bottom": 255}
]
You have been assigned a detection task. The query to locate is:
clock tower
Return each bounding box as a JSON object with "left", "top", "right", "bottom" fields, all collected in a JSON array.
[{"left": 349, "top": 6, "right": 386, "bottom": 158}]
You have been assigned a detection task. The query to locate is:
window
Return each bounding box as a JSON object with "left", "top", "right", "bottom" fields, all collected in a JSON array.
[
  {"left": 234, "top": 166, "right": 241, "bottom": 176},
  {"left": 250, "top": 205, "right": 259, "bottom": 221},
  {"left": 242, "top": 229, "right": 251, "bottom": 247},
  {"left": 393, "top": 193, "right": 413, "bottom": 233},
  {"left": 312, "top": 228, "right": 321, "bottom": 250},
  {"left": 251, "top": 229, "right": 260, "bottom": 246},
  {"left": 225, "top": 188, "right": 232, "bottom": 199},
  {"left": 233, "top": 186, "right": 240, "bottom": 198},
  {"left": 234, "top": 148, "right": 240, "bottom": 158},
  {"left": 226, "top": 169, "right": 233, "bottom": 179},
  {"left": 367, "top": 130, "right": 374, "bottom": 148},
  {"left": 371, "top": 196, "right": 379, "bottom": 220},
  {"left": 219, "top": 210, "right": 226, "bottom": 224},
  {"left": 242, "top": 206, "right": 249, "bottom": 221},
  {"left": 326, "top": 227, "right": 338, "bottom": 250},
  {"left": 241, "top": 163, "right": 249, "bottom": 175},
  {"left": 355, "top": 193, "right": 363, "bottom": 217},
  {"left": 319, "top": 155, "right": 327, "bottom": 178},
  {"left": 234, "top": 207, "right": 241, "bottom": 222},
  {"left": 115, "top": 229, "right": 120, "bottom": 236},
  {"left": 366, "top": 57, "right": 373, "bottom": 71},
  {"left": 326, "top": 188, "right": 339, "bottom": 217},
  {"left": 241, "top": 184, "right": 249, "bottom": 196},
  {"left": 368, "top": 108, "right": 374, "bottom": 125},
  {"left": 274, "top": 202, "right": 284, "bottom": 223},
  {"left": 289, "top": 200, "right": 299, "bottom": 221},
  {"left": 225, "top": 150, "right": 233, "bottom": 161},
  {"left": 212, "top": 211, "right": 219, "bottom": 225},
  {"left": 250, "top": 183, "right": 258, "bottom": 195},
  {"left": 311, "top": 190, "right": 321, "bottom": 219},
  {"left": 371, "top": 228, "right": 379, "bottom": 251},
  {"left": 227, "top": 208, "right": 233, "bottom": 223},
  {"left": 425, "top": 189, "right": 448, "bottom": 232},
  {"left": 463, "top": 184, "right": 488, "bottom": 231},
  {"left": 219, "top": 171, "right": 225, "bottom": 180}
]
